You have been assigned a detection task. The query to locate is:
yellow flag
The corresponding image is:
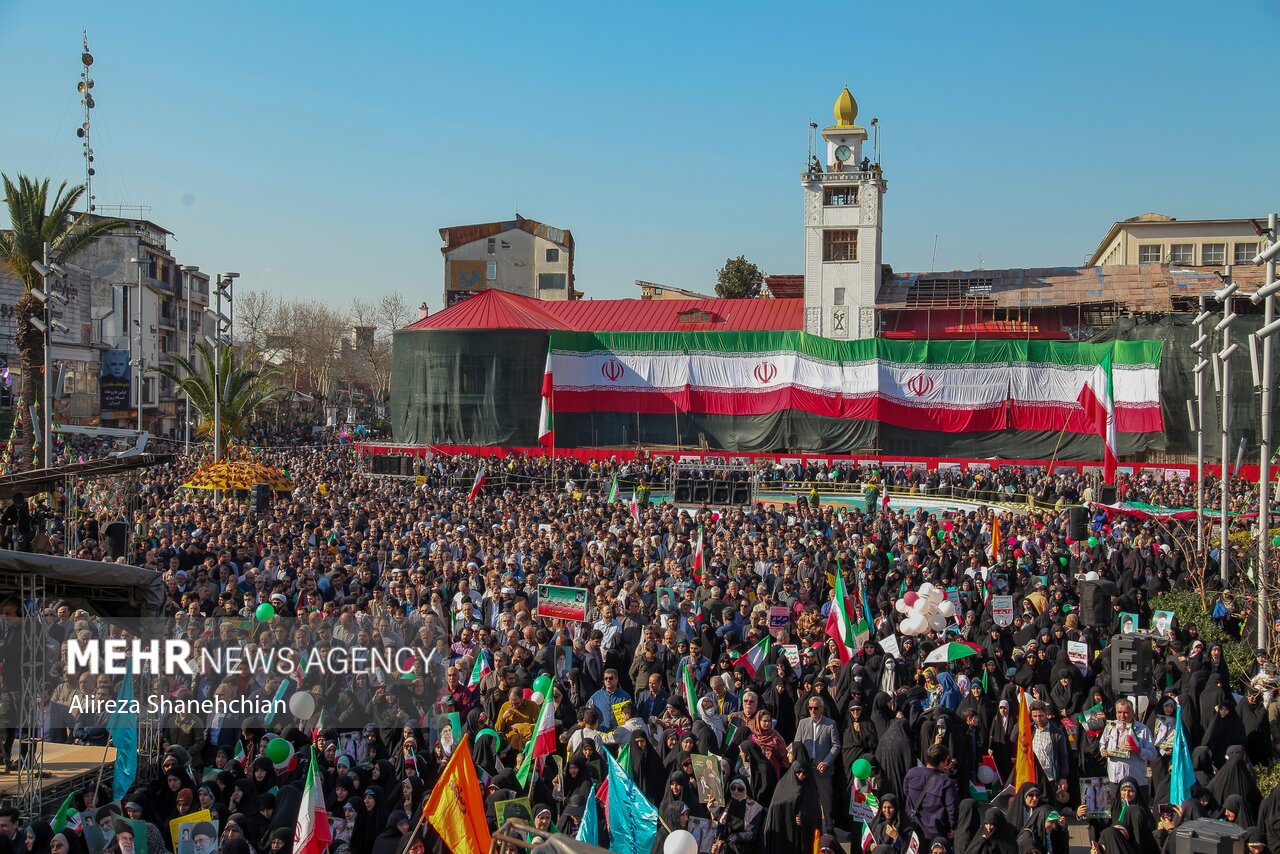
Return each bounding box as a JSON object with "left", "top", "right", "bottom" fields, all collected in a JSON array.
[{"left": 424, "top": 734, "right": 491, "bottom": 854}]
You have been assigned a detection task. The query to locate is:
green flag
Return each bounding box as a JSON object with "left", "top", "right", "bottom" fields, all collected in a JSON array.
[
  {"left": 608, "top": 475, "right": 619, "bottom": 503},
  {"left": 682, "top": 662, "right": 700, "bottom": 721},
  {"left": 51, "top": 793, "right": 76, "bottom": 833}
]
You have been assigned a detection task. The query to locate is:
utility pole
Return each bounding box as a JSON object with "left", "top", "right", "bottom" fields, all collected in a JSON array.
[
  {"left": 212, "top": 272, "right": 238, "bottom": 471},
  {"left": 1250, "top": 214, "right": 1280, "bottom": 648},
  {"left": 1192, "top": 294, "right": 1211, "bottom": 554},
  {"left": 29, "top": 243, "right": 69, "bottom": 469},
  {"left": 180, "top": 265, "right": 199, "bottom": 450},
  {"left": 1216, "top": 269, "right": 1239, "bottom": 585}
]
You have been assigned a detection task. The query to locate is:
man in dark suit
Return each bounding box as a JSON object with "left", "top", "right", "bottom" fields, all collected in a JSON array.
[{"left": 794, "top": 694, "right": 841, "bottom": 831}]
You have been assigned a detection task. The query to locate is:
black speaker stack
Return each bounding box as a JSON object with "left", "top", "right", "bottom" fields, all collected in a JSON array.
[
  {"left": 1067, "top": 506, "right": 1089, "bottom": 541},
  {"left": 672, "top": 476, "right": 750, "bottom": 506},
  {"left": 370, "top": 455, "right": 415, "bottom": 476},
  {"left": 251, "top": 483, "right": 270, "bottom": 513},
  {"left": 1110, "top": 633, "right": 1151, "bottom": 695}
]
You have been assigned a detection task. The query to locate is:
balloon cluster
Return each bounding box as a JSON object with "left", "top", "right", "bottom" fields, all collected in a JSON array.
[{"left": 893, "top": 582, "right": 957, "bottom": 636}]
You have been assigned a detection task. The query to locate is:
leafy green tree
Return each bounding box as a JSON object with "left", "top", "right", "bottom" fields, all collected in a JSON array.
[
  {"left": 0, "top": 176, "right": 123, "bottom": 466},
  {"left": 152, "top": 342, "right": 287, "bottom": 453},
  {"left": 714, "top": 255, "right": 764, "bottom": 299}
]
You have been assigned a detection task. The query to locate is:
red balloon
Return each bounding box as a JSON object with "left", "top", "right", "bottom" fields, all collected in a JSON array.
[
  {"left": 1065, "top": 537, "right": 1075, "bottom": 545},
  {"left": 1013, "top": 549, "right": 1023, "bottom": 558},
  {"left": 903, "top": 591, "right": 919, "bottom": 607},
  {"left": 942, "top": 520, "right": 954, "bottom": 532}
]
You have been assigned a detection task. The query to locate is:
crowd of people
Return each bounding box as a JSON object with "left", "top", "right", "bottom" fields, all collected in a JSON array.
[{"left": 3, "top": 444, "right": 1279, "bottom": 854}]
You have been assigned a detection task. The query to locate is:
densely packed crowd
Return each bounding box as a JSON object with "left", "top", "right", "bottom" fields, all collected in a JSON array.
[{"left": 4, "top": 444, "right": 1279, "bottom": 854}]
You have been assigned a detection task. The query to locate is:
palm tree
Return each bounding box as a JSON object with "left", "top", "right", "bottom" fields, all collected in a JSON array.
[
  {"left": 153, "top": 342, "right": 286, "bottom": 453},
  {"left": 0, "top": 175, "right": 124, "bottom": 467}
]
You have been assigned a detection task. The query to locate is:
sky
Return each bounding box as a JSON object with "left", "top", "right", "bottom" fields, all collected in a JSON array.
[{"left": 1, "top": 1, "right": 1277, "bottom": 312}]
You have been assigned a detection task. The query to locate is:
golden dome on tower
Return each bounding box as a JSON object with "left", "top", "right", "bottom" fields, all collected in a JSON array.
[{"left": 833, "top": 86, "right": 858, "bottom": 128}]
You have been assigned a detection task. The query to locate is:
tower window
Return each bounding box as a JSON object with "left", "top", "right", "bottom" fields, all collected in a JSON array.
[
  {"left": 1169, "top": 244, "right": 1194, "bottom": 265},
  {"left": 546, "top": 248, "right": 560, "bottom": 262},
  {"left": 1235, "top": 243, "right": 1259, "bottom": 264},
  {"left": 823, "top": 230, "right": 859, "bottom": 262},
  {"left": 487, "top": 238, "right": 496, "bottom": 255},
  {"left": 486, "top": 261, "right": 497, "bottom": 280},
  {"left": 1138, "top": 245, "right": 1163, "bottom": 263},
  {"left": 833, "top": 288, "right": 846, "bottom": 306},
  {"left": 1203, "top": 243, "right": 1225, "bottom": 265},
  {"left": 823, "top": 187, "right": 857, "bottom": 206}
]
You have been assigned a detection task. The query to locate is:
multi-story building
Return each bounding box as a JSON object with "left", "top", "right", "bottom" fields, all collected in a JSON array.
[
  {"left": 76, "top": 214, "right": 210, "bottom": 437},
  {"left": 1086, "top": 212, "right": 1269, "bottom": 268},
  {"left": 439, "top": 215, "right": 577, "bottom": 306},
  {"left": 634, "top": 281, "right": 714, "bottom": 300}
]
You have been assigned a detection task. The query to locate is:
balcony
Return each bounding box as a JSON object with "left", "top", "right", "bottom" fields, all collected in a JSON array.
[
  {"left": 143, "top": 274, "right": 176, "bottom": 295},
  {"left": 802, "top": 169, "right": 882, "bottom": 184}
]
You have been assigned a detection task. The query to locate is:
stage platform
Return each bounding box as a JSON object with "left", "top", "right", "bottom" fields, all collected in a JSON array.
[{"left": 0, "top": 742, "right": 115, "bottom": 802}]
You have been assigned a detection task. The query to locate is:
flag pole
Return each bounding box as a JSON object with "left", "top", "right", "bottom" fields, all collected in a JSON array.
[{"left": 92, "top": 732, "right": 114, "bottom": 800}]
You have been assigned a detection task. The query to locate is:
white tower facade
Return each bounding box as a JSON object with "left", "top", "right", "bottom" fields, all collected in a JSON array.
[{"left": 802, "top": 86, "right": 887, "bottom": 339}]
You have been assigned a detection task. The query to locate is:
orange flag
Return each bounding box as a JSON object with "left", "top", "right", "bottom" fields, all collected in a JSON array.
[
  {"left": 423, "top": 734, "right": 491, "bottom": 854},
  {"left": 812, "top": 829, "right": 821, "bottom": 854},
  {"left": 989, "top": 512, "right": 1002, "bottom": 563},
  {"left": 1014, "top": 687, "right": 1036, "bottom": 790}
]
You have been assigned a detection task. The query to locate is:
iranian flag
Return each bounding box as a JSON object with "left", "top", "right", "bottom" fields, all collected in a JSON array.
[
  {"left": 467, "top": 652, "right": 491, "bottom": 688},
  {"left": 860, "top": 824, "right": 875, "bottom": 854},
  {"left": 825, "top": 565, "right": 860, "bottom": 664},
  {"left": 628, "top": 494, "right": 641, "bottom": 525},
  {"left": 293, "top": 746, "right": 331, "bottom": 854},
  {"left": 1077, "top": 353, "right": 1117, "bottom": 484},
  {"left": 691, "top": 526, "right": 704, "bottom": 583},
  {"left": 607, "top": 475, "right": 619, "bottom": 503},
  {"left": 733, "top": 637, "right": 771, "bottom": 678},
  {"left": 680, "top": 661, "right": 700, "bottom": 721},
  {"left": 538, "top": 346, "right": 554, "bottom": 448},
  {"left": 467, "top": 466, "right": 487, "bottom": 501},
  {"left": 515, "top": 693, "right": 556, "bottom": 786}
]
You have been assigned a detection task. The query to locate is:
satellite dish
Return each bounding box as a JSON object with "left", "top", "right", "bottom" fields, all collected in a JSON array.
[
  {"left": 77, "top": 81, "right": 87, "bottom": 93},
  {"left": 76, "top": 128, "right": 85, "bottom": 138},
  {"left": 88, "top": 168, "right": 95, "bottom": 176},
  {"left": 82, "top": 52, "right": 94, "bottom": 66}
]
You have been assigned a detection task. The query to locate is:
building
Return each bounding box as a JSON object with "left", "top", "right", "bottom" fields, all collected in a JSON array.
[
  {"left": 634, "top": 281, "right": 714, "bottom": 300},
  {"left": 439, "top": 215, "right": 577, "bottom": 306},
  {"left": 75, "top": 214, "right": 210, "bottom": 437},
  {"left": 801, "top": 86, "right": 887, "bottom": 339},
  {"left": 1086, "top": 212, "right": 1269, "bottom": 267}
]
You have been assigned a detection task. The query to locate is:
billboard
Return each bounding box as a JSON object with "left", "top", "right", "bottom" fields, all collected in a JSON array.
[{"left": 100, "top": 349, "right": 131, "bottom": 411}]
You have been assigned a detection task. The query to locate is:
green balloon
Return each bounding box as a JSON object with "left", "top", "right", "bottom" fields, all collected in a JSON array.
[
  {"left": 532, "top": 673, "right": 554, "bottom": 698},
  {"left": 1059, "top": 556, "right": 1068, "bottom": 567},
  {"left": 255, "top": 603, "right": 276, "bottom": 622},
  {"left": 475, "top": 728, "right": 503, "bottom": 752},
  {"left": 264, "top": 737, "right": 291, "bottom": 765},
  {"left": 1062, "top": 604, "right": 1072, "bottom": 613},
  {"left": 1272, "top": 535, "right": 1280, "bottom": 547},
  {"left": 851, "top": 757, "right": 873, "bottom": 780},
  {"left": 1088, "top": 537, "right": 1099, "bottom": 548}
]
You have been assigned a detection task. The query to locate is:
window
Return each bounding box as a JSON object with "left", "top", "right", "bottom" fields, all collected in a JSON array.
[
  {"left": 1235, "top": 243, "right": 1259, "bottom": 264},
  {"left": 546, "top": 248, "right": 560, "bottom": 263},
  {"left": 833, "top": 288, "right": 846, "bottom": 306},
  {"left": 823, "top": 229, "right": 858, "bottom": 262},
  {"left": 823, "top": 187, "right": 857, "bottom": 206},
  {"left": 1203, "top": 243, "right": 1226, "bottom": 265},
  {"left": 538, "top": 273, "right": 566, "bottom": 290},
  {"left": 486, "top": 261, "right": 497, "bottom": 281},
  {"left": 1138, "top": 245, "right": 1163, "bottom": 263},
  {"left": 1170, "top": 244, "right": 1194, "bottom": 265},
  {"left": 486, "top": 238, "right": 496, "bottom": 255}
]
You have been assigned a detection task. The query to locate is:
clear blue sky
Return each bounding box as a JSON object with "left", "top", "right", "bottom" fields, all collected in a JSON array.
[{"left": 2, "top": 0, "right": 1276, "bottom": 310}]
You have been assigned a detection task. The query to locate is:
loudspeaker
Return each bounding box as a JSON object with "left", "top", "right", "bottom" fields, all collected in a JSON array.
[
  {"left": 371, "top": 455, "right": 399, "bottom": 475},
  {"left": 1067, "top": 506, "right": 1088, "bottom": 541},
  {"left": 674, "top": 479, "right": 692, "bottom": 503},
  {"left": 400, "top": 455, "right": 416, "bottom": 476},
  {"left": 103, "top": 520, "right": 129, "bottom": 560},
  {"left": 251, "top": 483, "right": 270, "bottom": 513},
  {"left": 1099, "top": 484, "right": 1117, "bottom": 504},
  {"left": 1173, "top": 818, "right": 1247, "bottom": 854},
  {"left": 711, "top": 483, "right": 730, "bottom": 504},
  {"left": 1079, "top": 580, "right": 1113, "bottom": 629},
  {"left": 731, "top": 483, "right": 750, "bottom": 505},
  {"left": 692, "top": 481, "right": 710, "bottom": 503},
  {"left": 1111, "top": 633, "right": 1151, "bottom": 696}
]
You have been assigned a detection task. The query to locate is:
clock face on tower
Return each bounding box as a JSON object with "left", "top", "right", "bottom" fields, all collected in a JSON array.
[{"left": 834, "top": 144, "right": 852, "bottom": 162}]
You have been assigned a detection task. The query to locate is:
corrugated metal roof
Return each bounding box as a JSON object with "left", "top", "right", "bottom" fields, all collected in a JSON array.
[
  {"left": 438, "top": 215, "right": 574, "bottom": 255},
  {"left": 402, "top": 289, "right": 802, "bottom": 332}
]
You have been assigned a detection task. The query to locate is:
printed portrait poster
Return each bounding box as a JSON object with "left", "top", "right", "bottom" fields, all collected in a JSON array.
[
  {"left": 1066, "top": 641, "right": 1089, "bottom": 675},
  {"left": 495, "top": 797, "right": 532, "bottom": 825},
  {"left": 691, "top": 753, "right": 724, "bottom": 807},
  {"left": 170, "top": 810, "right": 214, "bottom": 851},
  {"left": 100, "top": 348, "right": 132, "bottom": 411},
  {"left": 1118, "top": 612, "right": 1140, "bottom": 634},
  {"left": 1152, "top": 610, "right": 1175, "bottom": 637},
  {"left": 1080, "top": 777, "right": 1110, "bottom": 818}
]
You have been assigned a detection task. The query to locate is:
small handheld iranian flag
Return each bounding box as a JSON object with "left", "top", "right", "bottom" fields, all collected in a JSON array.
[
  {"left": 607, "top": 475, "right": 619, "bottom": 503},
  {"left": 538, "top": 347, "right": 554, "bottom": 448},
  {"left": 1077, "top": 353, "right": 1117, "bottom": 484},
  {"left": 515, "top": 693, "right": 557, "bottom": 786},
  {"left": 825, "top": 564, "right": 859, "bottom": 664},
  {"left": 733, "top": 637, "right": 771, "bottom": 678},
  {"left": 293, "top": 746, "right": 331, "bottom": 854},
  {"left": 467, "top": 652, "right": 491, "bottom": 688},
  {"left": 468, "top": 466, "right": 487, "bottom": 501},
  {"left": 859, "top": 823, "right": 875, "bottom": 854},
  {"left": 691, "top": 526, "right": 705, "bottom": 583},
  {"left": 628, "top": 494, "right": 641, "bottom": 525},
  {"left": 681, "top": 661, "right": 700, "bottom": 721}
]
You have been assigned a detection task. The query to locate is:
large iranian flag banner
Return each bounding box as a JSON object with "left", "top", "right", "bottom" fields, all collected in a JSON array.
[{"left": 546, "top": 332, "right": 1163, "bottom": 436}]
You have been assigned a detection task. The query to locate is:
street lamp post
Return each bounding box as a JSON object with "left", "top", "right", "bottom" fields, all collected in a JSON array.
[
  {"left": 129, "top": 256, "right": 147, "bottom": 435},
  {"left": 29, "top": 242, "right": 68, "bottom": 469},
  {"left": 1251, "top": 213, "right": 1280, "bottom": 649},
  {"left": 212, "top": 273, "right": 238, "bottom": 468},
  {"left": 179, "top": 265, "right": 199, "bottom": 451},
  {"left": 1215, "top": 270, "right": 1239, "bottom": 585},
  {"left": 1192, "top": 294, "right": 1211, "bottom": 553}
]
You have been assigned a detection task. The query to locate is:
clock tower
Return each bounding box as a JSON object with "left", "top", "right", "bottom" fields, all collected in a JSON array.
[{"left": 802, "top": 86, "right": 887, "bottom": 339}]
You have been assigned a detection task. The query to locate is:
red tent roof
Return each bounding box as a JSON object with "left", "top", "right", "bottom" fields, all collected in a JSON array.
[{"left": 403, "top": 289, "right": 802, "bottom": 332}]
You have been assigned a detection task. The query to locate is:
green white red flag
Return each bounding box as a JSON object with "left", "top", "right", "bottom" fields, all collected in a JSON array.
[
  {"left": 468, "top": 466, "right": 487, "bottom": 501},
  {"left": 691, "top": 526, "right": 704, "bottom": 583},
  {"left": 1077, "top": 353, "right": 1117, "bottom": 484},
  {"left": 538, "top": 346, "right": 554, "bottom": 447},
  {"left": 825, "top": 565, "right": 859, "bottom": 664},
  {"left": 515, "top": 692, "right": 556, "bottom": 786},
  {"left": 733, "top": 637, "right": 771, "bottom": 678},
  {"left": 292, "top": 746, "right": 331, "bottom": 854},
  {"left": 681, "top": 661, "right": 700, "bottom": 721}
]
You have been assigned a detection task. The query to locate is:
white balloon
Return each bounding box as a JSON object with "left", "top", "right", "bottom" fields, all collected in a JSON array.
[
  {"left": 908, "top": 535, "right": 918, "bottom": 546},
  {"left": 925, "top": 587, "right": 944, "bottom": 604},
  {"left": 917, "top": 583, "right": 935, "bottom": 599},
  {"left": 929, "top": 614, "right": 948, "bottom": 632},
  {"left": 531, "top": 692, "right": 544, "bottom": 705},
  {"left": 895, "top": 599, "right": 910, "bottom": 614},
  {"left": 664, "top": 830, "right": 698, "bottom": 854},
  {"left": 911, "top": 599, "right": 929, "bottom": 614},
  {"left": 288, "top": 691, "right": 316, "bottom": 720},
  {"left": 1085, "top": 571, "right": 1100, "bottom": 581},
  {"left": 937, "top": 600, "right": 957, "bottom": 618},
  {"left": 903, "top": 615, "right": 927, "bottom": 635}
]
